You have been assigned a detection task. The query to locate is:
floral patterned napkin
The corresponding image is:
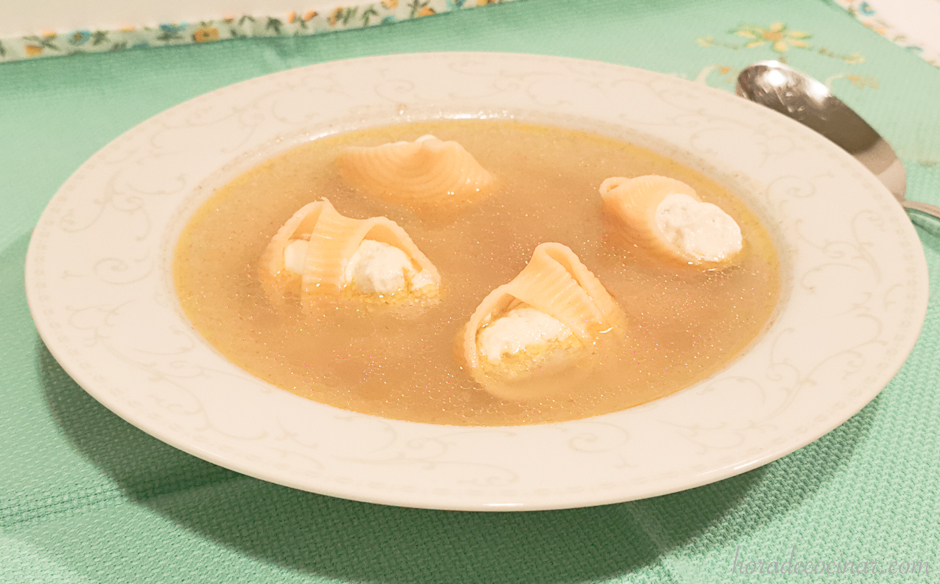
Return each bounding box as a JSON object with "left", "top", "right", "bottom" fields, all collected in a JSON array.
[
  {"left": 0, "top": 0, "right": 512, "bottom": 63},
  {"left": 833, "top": 0, "right": 940, "bottom": 67}
]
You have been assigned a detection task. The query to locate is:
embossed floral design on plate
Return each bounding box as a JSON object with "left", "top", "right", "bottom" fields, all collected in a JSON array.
[{"left": 25, "top": 53, "right": 928, "bottom": 511}]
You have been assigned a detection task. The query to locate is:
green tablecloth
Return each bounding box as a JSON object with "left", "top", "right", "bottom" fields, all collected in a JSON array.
[{"left": 2, "top": 0, "right": 938, "bottom": 581}]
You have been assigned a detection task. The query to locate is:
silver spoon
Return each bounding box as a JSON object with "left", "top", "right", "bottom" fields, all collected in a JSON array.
[{"left": 736, "top": 60, "right": 940, "bottom": 219}]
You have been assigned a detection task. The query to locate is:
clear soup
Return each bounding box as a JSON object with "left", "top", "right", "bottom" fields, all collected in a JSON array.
[{"left": 174, "top": 120, "right": 780, "bottom": 426}]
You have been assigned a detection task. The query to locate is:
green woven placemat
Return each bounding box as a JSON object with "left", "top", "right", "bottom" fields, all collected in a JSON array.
[{"left": 2, "top": 0, "right": 938, "bottom": 582}]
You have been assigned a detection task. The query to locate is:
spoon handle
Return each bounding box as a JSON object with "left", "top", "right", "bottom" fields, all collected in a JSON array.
[{"left": 902, "top": 200, "right": 940, "bottom": 219}]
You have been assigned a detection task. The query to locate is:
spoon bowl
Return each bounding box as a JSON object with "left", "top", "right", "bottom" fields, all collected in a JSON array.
[{"left": 736, "top": 60, "right": 940, "bottom": 218}]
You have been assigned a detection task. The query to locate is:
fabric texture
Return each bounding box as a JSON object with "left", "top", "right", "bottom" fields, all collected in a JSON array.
[{"left": 1, "top": 0, "right": 938, "bottom": 582}]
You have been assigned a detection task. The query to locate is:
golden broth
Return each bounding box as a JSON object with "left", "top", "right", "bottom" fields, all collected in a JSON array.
[{"left": 173, "top": 120, "right": 780, "bottom": 425}]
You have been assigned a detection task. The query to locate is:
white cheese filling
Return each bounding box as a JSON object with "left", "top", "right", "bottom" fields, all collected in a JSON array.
[
  {"left": 283, "top": 240, "right": 308, "bottom": 275},
  {"left": 655, "top": 193, "right": 743, "bottom": 262},
  {"left": 284, "top": 239, "right": 432, "bottom": 295},
  {"left": 478, "top": 306, "right": 573, "bottom": 362},
  {"left": 343, "top": 239, "right": 415, "bottom": 294}
]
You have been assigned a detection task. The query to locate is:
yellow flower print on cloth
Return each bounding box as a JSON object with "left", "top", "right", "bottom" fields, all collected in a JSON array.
[
  {"left": 697, "top": 22, "right": 864, "bottom": 65},
  {"left": 192, "top": 26, "right": 220, "bottom": 42},
  {"left": 734, "top": 22, "right": 810, "bottom": 52}
]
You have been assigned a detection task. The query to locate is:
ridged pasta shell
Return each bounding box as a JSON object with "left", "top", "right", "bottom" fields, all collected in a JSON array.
[
  {"left": 458, "top": 243, "right": 624, "bottom": 399},
  {"left": 259, "top": 199, "right": 441, "bottom": 311},
  {"left": 258, "top": 199, "right": 331, "bottom": 308},
  {"left": 600, "top": 175, "right": 742, "bottom": 269},
  {"left": 336, "top": 135, "right": 494, "bottom": 208}
]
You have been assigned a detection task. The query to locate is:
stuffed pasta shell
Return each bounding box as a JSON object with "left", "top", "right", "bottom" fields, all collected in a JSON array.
[
  {"left": 600, "top": 175, "right": 743, "bottom": 270},
  {"left": 259, "top": 199, "right": 440, "bottom": 311},
  {"left": 336, "top": 134, "right": 494, "bottom": 209},
  {"left": 458, "top": 243, "right": 624, "bottom": 400}
]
